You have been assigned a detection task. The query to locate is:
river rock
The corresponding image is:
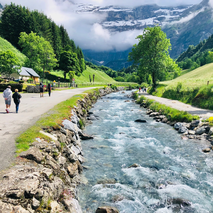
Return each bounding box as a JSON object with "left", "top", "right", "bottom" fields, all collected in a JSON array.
[
  {"left": 168, "top": 198, "right": 191, "bottom": 207},
  {"left": 134, "top": 119, "right": 147, "bottom": 123},
  {"left": 111, "top": 195, "right": 125, "bottom": 202},
  {"left": 188, "top": 130, "right": 196, "bottom": 135},
  {"left": 97, "top": 178, "right": 117, "bottom": 184},
  {"left": 208, "top": 127, "right": 213, "bottom": 135},
  {"left": 202, "top": 148, "right": 211, "bottom": 153},
  {"left": 71, "top": 110, "right": 80, "bottom": 124},
  {"left": 95, "top": 206, "right": 119, "bottom": 213},
  {"left": 160, "top": 118, "right": 166, "bottom": 123},
  {"left": 195, "top": 126, "right": 206, "bottom": 135},
  {"left": 178, "top": 125, "right": 188, "bottom": 134},
  {"left": 128, "top": 163, "right": 140, "bottom": 168},
  {"left": 146, "top": 109, "right": 153, "bottom": 115},
  {"left": 150, "top": 112, "right": 159, "bottom": 117},
  {"left": 63, "top": 198, "right": 83, "bottom": 213},
  {"left": 32, "top": 197, "right": 40, "bottom": 209},
  {"left": 174, "top": 122, "right": 182, "bottom": 130},
  {"left": 79, "top": 132, "right": 94, "bottom": 140},
  {"left": 190, "top": 120, "right": 200, "bottom": 128}
]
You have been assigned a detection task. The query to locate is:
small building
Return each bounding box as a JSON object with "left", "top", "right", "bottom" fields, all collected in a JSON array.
[{"left": 11, "top": 67, "right": 40, "bottom": 83}]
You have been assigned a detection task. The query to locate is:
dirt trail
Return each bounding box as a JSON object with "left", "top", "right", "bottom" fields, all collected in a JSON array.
[
  {"left": 140, "top": 92, "right": 213, "bottom": 119},
  {"left": 0, "top": 88, "right": 95, "bottom": 171}
]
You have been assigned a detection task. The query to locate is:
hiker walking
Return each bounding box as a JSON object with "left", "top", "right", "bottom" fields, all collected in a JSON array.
[
  {"left": 3, "top": 85, "right": 12, "bottom": 113},
  {"left": 12, "top": 89, "right": 22, "bottom": 113},
  {"left": 40, "top": 82, "right": 44, "bottom": 97},
  {"left": 47, "top": 83, "right": 51, "bottom": 97}
]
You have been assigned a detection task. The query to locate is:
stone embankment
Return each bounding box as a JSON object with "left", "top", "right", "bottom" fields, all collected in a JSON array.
[
  {"left": 139, "top": 101, "right": 213, "bottom": 153},
  {"left": 0, "top": 87, "right": 122, "bottom": 213}
]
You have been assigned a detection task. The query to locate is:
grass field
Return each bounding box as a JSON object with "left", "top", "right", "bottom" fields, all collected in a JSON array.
[
  {"left": 51, "top": 66, "right": 116, "bottom": 84},
  {"left": 160, "top": 63, "right": 213, "bottom": 89},
  {"left": 153, "top": 63, "right": 213, "bottom": 110},
  {"left": 0, "top": 36, "right": 27, "bottom": 64}
]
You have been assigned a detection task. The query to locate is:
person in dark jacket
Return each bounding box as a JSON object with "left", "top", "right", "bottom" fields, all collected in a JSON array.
[
  {"left": 39, "top": 82, "right": 44, "bottom": 97},
  {"left": 12, "top": 89, "right": 22, "bottom": 113},
  {"left": 47, "top": 83, "right": 51, "bottom": 97}
]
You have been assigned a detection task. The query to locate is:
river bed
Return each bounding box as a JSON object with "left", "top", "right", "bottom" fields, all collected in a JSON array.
[{"left": 78, "top": 91, "right": 213, "bottom": 213}]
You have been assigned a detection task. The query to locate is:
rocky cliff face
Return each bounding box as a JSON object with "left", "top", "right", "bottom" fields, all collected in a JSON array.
[{"left": 0, "top": 87, "right": 120, "bottom": 213}]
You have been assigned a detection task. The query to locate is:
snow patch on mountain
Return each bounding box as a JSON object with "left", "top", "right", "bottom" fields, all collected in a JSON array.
[{"left": 168, "top": 7, "right": 206, "bottom": 25}]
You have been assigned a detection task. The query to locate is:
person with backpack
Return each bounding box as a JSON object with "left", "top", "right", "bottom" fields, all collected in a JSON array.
[
  {"left": 3, "top": 85, "right": 12, "bottom": 113},
  {"left": 40, "top": 82, "right": 44, "bottom": 97},
  {"left": 12, "top": 89, "right": 22, "bottom": 113}
]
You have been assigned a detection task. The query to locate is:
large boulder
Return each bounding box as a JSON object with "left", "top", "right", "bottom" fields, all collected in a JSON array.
[
  {"left": 63, "top": 198, "right": 83, "bottom": 213},
  {"left": 95, "top": 206, "right": 119, "bottom": 213},
  {"left": 190, "top": 120, "right": 200, "bottom": 128},
  {"left": 174, "top": 122, "right": 182, "bottom": 130},
  {"left": 19, "top": 147, "right": 44, "bottom": 163},
  {"left": 178, "top": 125, "right": 188, "bottom": 134},
  {"left": 195, "top": 126, "right": 207, "bottom": 135}
]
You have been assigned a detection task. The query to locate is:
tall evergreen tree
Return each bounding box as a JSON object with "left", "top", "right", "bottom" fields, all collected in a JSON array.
[{"left": 51, "top": 22, "right": 62, "bottom": 60}]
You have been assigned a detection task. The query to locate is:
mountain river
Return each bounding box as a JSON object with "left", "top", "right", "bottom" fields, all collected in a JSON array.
[{"left": 78, "top": 91, "right": 213, "bottom": 213}]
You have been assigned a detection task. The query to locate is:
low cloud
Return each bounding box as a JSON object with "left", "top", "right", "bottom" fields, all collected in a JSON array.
[
  {"left": 209, "top": 0, "right": 213, "bottom": 7},
  {"left": 0, "top": 0, "right": 203, "bottom": 52}
]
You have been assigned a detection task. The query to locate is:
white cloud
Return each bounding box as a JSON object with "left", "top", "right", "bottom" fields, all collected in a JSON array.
[
  {"left": 0, "top": 0, "right": 203, "bottom": 51},
  {"left": 209, "top": 0, "right": 213, "bottom": 7}
]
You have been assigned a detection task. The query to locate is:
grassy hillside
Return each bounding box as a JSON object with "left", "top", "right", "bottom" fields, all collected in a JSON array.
[
  {"left": 51, "top": 66, "right": 116, "bottom": 84},
  {"left": 160, "top": 63, "right": 213, "bottom": 89},
  {"left": 0, "top": 36, "right": 27, "bottom": 64},
  {"left": 153, "top": 63, "right": 213, "bottom": 110}
]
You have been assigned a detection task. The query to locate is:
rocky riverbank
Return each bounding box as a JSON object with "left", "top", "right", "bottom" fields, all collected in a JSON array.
[
  {"left": 0, "top": 87, "right": 123, "bottom": 213},
  {"left": 139, "top": 98, "right": 213, "bottom": 153}
]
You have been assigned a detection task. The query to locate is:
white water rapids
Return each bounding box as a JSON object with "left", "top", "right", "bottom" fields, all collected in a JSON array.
[{"left": 78, "top": 91, "right": 213, "bottom": 213}]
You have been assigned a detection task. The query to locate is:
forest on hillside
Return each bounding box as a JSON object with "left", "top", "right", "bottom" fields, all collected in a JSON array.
[
  {"left": 0, "top": 3, "right": 85, "bottom": 79},
  {"left": 177, "top": 34, "right": 213, "bottom": 71}
]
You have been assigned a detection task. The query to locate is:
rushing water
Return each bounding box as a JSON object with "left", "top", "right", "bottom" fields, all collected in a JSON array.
[{"left": 78, "top": 91, "right": 213, "bottom": 213}]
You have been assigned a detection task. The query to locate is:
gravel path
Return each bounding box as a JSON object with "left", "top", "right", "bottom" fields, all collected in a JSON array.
[
  {"left": 0, "top": 88, "right": 95, "bottom": 171},
  {"left": 140, "top": 92, "right": 213, "bottom": 119}
]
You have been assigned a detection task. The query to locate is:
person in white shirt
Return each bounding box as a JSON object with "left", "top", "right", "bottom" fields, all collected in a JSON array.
[{"left": 3, "top": 85, "right": 12, "bottom": 113}]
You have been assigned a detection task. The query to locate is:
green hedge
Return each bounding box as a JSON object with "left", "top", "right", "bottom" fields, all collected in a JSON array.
[
  {"left": 136, "top": 95, "right": 199, "bottom": 122},
  {"left": 0, "top": 83, "right": 23, "bottom": 92}
]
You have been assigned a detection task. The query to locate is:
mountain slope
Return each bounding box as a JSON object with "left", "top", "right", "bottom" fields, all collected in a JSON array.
[
  {"left": 0, "top": 36, "right": 27, "bottom": 64},
  {"left": 160, "top": 62, "right": 213, "bottom": 88}
]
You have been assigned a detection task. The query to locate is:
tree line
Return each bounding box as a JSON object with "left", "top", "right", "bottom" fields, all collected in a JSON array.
[{"left": 0, "top": 3, "right": 85, "bottom": 79}]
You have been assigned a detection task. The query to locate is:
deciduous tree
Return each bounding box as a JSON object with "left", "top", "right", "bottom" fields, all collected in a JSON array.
[
  {"left": 59, "top": 49, "right": 81, "bottom": 80},
  {"left": 19, "top": 32, "right": 58, "bottom": 79},
  {"left": 0, "top": 50, "right": 20, "bottom": 77},
  {"left": 129, "top": 26, "right": 176, "bottom": 86}
]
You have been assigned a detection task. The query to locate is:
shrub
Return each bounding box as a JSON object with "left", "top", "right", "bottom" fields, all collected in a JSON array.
[
  {"left": 0, "top": 83, "right": 23, "bottom": 92},
  {"left": 138, "top": 95, "right": 199, "bottom": 122},
  {"left": 208, "top": 117, "right": 213, "bottom": 124},
  {"left": 79, "top": 119, "right": 85, "bottom": 129},
  {"left": 133, "top": 92, "right": 138, "bottom": 100},
  {"left": 27, "top": 78, "right": 33, "bottom": 83},
  {"left": 110, "top": 84, "right": 117, "bottom": 90}
]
